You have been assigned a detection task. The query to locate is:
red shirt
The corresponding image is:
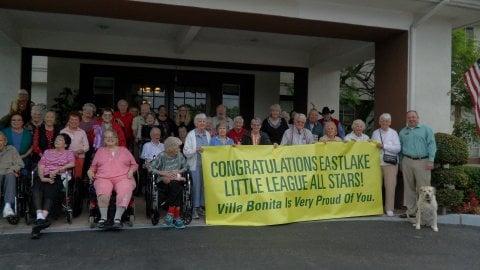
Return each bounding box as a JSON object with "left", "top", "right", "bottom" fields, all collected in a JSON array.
[
  {"left": 227, "top": 128, "right": 246, "bottom": 144},
  {"left": 113, "top": 111, "right": 133, "bottom": 142}
]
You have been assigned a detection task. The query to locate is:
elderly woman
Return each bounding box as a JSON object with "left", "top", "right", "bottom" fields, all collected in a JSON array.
[
  {"left": 227, "top": 116, "right": 246, "bottom": 144},
  {"left": 149, "top": 137, "right": 188, "bottom": 229},
  {"left": 281, "top": 113, "right": 315, "bottom": 145},
  {"left": 31, "top": 133, "right": 75, "bottom": 239},
  {"left": 114, "top": 99, "right": 134, "bottom": 148},
  {"left": 261, "top": 104, "right": 289, "bottom": 144},
  {"left": 2, "top": 114, "right": 32, "bottom": 160},
  {"left": 371, "top": 113, "right": 401, "bottom": 217},
  {"left": 183, "top": 113, "right": 211, "bottom": 219},
  {"left": 205, "top": 117, "right": 217, "bottom": 137},
  {"left": 25, "top": 104, "right": 46, "bottom": 133},
  {"left": 80, "top": 103, "right": 97, "bottom": 136},
  {"left": 61, "top": 112, "right": 89, "bottom": 179},
  {"left": 319, "top": 121, "right": 343, "bottom": 142},
  {"left": 345, "top": 119, "right": 370, "bottom": 141},
  {"left": 0, "top": 131, "right": 24, "bottom": 219},
  {"left": 91, "top": 108, "right": 126, "bottom": 150},
  {"left": 210, "top": 122, "right": 234, "bottom": 146},
  {"left": 87, "top": 130, "right": 138, "bottom": 229},
  {"left": 242, "top": 117, "right": 271, "bottom": 145},
  {"left": 32, "top": 111, "right": 61, "bottom": 162},
  {"left": 175, "top": 105, "right": 194, "bottom": 132}
]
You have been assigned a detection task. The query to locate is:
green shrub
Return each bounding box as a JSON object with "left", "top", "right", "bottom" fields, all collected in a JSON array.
[
  {"left": 434, "top": 133, "right": 469, "bottom": 166},
  {"left": 432, "top": 167, "right": 471, "bottom": 190},
  {"left": 460, "top": 166, "right": 480, "bottom": 198},
  {"left": 436, "top": 188, "right": 465, "bottom": 208}
]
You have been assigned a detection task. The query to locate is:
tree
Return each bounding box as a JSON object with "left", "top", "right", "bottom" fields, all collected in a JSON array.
[
  {"left": 451, "top": 28, "right": 480, "bottom": 123},
  {"left": 340, "top": 61, "right": 375, "bottom": 133}
]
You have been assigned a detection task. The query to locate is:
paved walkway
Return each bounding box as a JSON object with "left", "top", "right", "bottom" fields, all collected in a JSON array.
[{"left": 0, "top": 220, "right": 479, "bottom": 270}]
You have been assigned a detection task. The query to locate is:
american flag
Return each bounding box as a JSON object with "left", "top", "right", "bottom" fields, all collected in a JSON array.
[{"left": 464, "top": 59, "right": 480, "bottom": 133}]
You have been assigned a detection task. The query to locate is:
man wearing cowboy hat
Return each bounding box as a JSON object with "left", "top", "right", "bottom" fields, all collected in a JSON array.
[{"left": 319, "top": 106, "right": 345, "bottom": 139}]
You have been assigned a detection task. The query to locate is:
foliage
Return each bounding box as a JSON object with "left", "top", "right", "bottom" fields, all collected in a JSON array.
[
  {"left": 434, "top": 133, "right": 469, "bottom": 166},
  {"left": 460, "top": 166, "right": 480, "bottom": 198},
  {"left": 50, "top": 88, "right": 81, "bottom": 126},
  {"left": 340, "top": 61, "right": 375, "bottom": 132},
  {"left": 436, "top": 188, "right": 464, "bottom": 208},
  {"left": 452, "top": 119, "right": 480, "bottom": 144},
  {"left": 432, "top": 167, "right": 471, "bottom": 190},
  {"left": 456, "top": 192, "right": 480, "bottom": 214},
  {"left": 451, "top": 29, "right": 480, "bottom": 110}
]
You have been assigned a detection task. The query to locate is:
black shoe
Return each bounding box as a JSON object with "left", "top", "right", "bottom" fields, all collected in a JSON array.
[
  {"left": 96, "top": 219, "right": 107, "bottom": 229},
  {"left": 34, "top": 219, "right": 51, "bottom": 230},
  {"left": 112, "top": 219, "right": 123, "bottom": 229},
  {"left": 399, "top": 213, "right": 415, "bottom": 218},
  {"left": 31, "top": 227, "right": 41, "bottom": 239}
]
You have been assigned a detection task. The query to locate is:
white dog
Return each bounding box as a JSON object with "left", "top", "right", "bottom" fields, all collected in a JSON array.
[{"left": 414, "top": 186, "right": 439, "bottom": 232}]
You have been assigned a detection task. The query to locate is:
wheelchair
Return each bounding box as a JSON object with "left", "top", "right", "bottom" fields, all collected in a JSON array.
[
  {"left": 0, "top": 172, "right": 33, "bottom": 225},
  {"left": 145, "top": 170, "right": 193, "bottom": 226},
  {"left": 87, "top": 182, "right": 135, "bottom": 229},
  {"left": 31, "top": 169, "right": 80, "bottom": 224}
]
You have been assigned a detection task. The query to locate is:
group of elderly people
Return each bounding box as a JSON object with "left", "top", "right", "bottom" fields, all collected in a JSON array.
[{"left": 0, "top": 90, "right": 436, "bottom": 237}]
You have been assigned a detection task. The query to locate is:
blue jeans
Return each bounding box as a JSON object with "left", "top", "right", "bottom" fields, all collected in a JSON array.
[{"left": 192, "top": 161, "right": 204, "bottom": 208}]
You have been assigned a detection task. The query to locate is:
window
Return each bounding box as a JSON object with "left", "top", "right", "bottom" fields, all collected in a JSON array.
[
  {"left": 173, "top": 86, "right": 207, "bottom": 116},
  {"left": 222, "top": 83, "right": 240, "bottom": 119},
  {"left": 279, "top": 72, "right": 294, "bottom": 112},
  {"left": 136, "top": 85, "right": 166, "bottom": 111}
]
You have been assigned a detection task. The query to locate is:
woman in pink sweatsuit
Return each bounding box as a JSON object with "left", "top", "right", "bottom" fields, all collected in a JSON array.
[{"left": 87, "top": 130, "right": 138, "bottom": 229}]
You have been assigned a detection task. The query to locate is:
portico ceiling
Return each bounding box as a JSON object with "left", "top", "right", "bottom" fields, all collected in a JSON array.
[{"left": 0, "top": 8, "right": 374, "bottom": 69}]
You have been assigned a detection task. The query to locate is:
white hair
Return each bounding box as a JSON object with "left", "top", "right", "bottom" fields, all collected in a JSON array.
[
  {"left": 270, "top": 104, "right": 281, "bottom": 112},
  {"left": 31, "top": 104, "right": 46, "bottom": 116},
  {"left": 351, "top": 119, "right": 366, "bottom": 130},
  {"left": 294, "top": 113, "right": 307, "bottom": 122},
  {"left": 379, "top": 113, "right": 392, "bottom": 121},
  {"left": 194, "top": 113, "right": 207, "bottom": 125},
  {"left": 233, "top": 116, "right": 244, "bottom": 123},
  {"left": 82, "top": 103, "right": 96, "bottom": 112}
]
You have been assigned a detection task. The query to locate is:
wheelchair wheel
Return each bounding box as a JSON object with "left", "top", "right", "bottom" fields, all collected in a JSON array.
[
  {"left": 7, "top": 215, "right": 19, "bottom": 225},
  {"left": 24, "top": 211, "right": 32, "bottom": 225},
  {"left": 66, "top": 211, "right": 73, "bottom": 224},
  {"left": 126, "top": 215, "right": 134, "bottom": 227},
  {"left": 151, "top": 210, "right": 160, "bottom": 226},
  {"left": 89, "top": 216, "right": 96, "bottom": 228}
]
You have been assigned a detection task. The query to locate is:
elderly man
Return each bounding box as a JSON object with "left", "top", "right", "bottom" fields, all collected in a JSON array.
[
  {"left": 132, "top": 103, "right": 151, "bottom": 140},
  {"left": 305, "top": 109, "right": 322, "bottom": 140},
  {"left": 319, "top": 107, "right": 345, "bottom": 138},
  {"left": 399, "top": 110, "right": 437, "bottom": 218},
  {"left": 211, "top": 104, "right": 234, "bottom": 131},
  {"left": 281, "top": 113, "right": 315, "bottom": 145},
  {"left": 114, "top": 99, "right": 134, "bottom": 148}
]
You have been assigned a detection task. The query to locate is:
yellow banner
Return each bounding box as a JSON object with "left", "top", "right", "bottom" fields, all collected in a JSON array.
[{"left": 202, "top": 141, "right": 383, "bottom": 226}]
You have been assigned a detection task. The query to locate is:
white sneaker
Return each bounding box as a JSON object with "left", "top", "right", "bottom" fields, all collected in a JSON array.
[
  {"left": 192, "top": 208, "right": 199, "bottom": 219},
  {"left": 3, "top": 205, "right": 14, "bottom": 218},
  {"left": 386, "top": 210, "right": 394, "bottom": 217}
]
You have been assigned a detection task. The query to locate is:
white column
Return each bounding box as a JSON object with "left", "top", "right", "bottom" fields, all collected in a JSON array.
[
  {"left": 410, "top": 18, "right": 452, "bottom": 133},
  {"left": 0, "top": 31, "right": 21, "bottom": 117},
  {"left": 308, "top": 66, "right": 340, "bottom": 113}
]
